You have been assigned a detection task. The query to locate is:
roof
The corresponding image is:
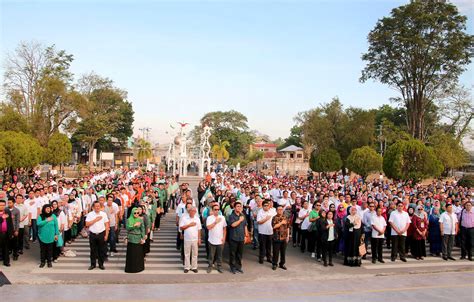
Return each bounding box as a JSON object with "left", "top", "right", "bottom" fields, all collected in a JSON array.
[
  {"left": 278, "top": 145, "right": 303, "bottom": 152},
  {"left": 253, "top": 143, "right": 277, "bottom": 148}
]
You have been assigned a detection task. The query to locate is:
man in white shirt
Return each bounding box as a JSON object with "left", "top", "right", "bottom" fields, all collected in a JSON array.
[
  {"left": 371, "top": 206, "right": 387, "bottom": 263},
  {"left": 440, "top": 203, "right": 459, "bottom": 261},
  {"left": 104, "top": 195, "right": 119, "bottom": 256},
  {"left": 257, "top": 200, "right": 276, "bottom": 264},
  {"left": 389, "top": 201, "right": 411, "bottom": 262},
  {"left": 362, "top": 202, "right": 375, "bottom": 259},
  {"left": 15, "top": 194, "right": 29, "bottom": 254},
  {"left": 85, "top": 201, "right": 110, "bottom": 270},
  {"left": 25, "top": 191, "right": 40, "bottom": 243},
  {"left": 206, "top": 204, "right": 226, "bottom": 273},
  {"left": 179, "top": 206, "right": 202, "bottom": 273}
]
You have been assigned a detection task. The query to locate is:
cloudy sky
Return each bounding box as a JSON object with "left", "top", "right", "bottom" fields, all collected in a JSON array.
[{"left": 1, "top": 0, "right": 473, "bottom": 144}]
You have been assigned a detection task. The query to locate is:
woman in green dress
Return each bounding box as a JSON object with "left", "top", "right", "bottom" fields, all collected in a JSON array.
[
  {"left": 125, "top": 207, "right": 146, "bottom": 273},
  {"left": 37, "top": 204, "right": 59, "bottom": 268}
]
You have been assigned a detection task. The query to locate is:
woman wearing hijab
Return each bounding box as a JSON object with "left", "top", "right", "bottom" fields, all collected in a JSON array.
[
  {"left": 335, "top": 204, "right": 346, "bottom": 254},
  {"left": 412, "top": 205, "right": 428, "bottom": 260},
  {"left": 428, "top": 207, "right": 442, "bottom": 256},
  {"left": 125, "top": 207, "right": 146, "bottom": 273},
  {"left": 343, "top": 206, "right": 362, "bottom": 267},
  {"left": 37, "top": 204, "right": 59, "bottom": 268}
]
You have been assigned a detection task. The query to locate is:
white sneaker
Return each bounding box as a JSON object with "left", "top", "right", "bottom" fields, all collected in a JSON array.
[
  {"left": 110, "top": 252, "right": 115, "bottom": 257},
  {"left": 311, "top": 253, "right": 315, "bottom": 258}
]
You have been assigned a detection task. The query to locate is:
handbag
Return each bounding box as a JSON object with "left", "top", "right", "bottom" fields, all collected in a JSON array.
[
  {"left": 56, "top": 233, "right": 64, "bottom": 247},
  {"left": 359, "top": 234, "right": 367, "bottom": 256},
  {"left": 308, "top": 222, "right": 318, "bottom": 232},
  {"left": 244, "top": 232, "right": 252, "bottom": 244}
]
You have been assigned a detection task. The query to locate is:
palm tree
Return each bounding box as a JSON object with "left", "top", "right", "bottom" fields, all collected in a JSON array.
[
  {"left": 135, "top": 138, "right": 152, "bottom": 166},
  {"left": 211, "top": 141, "right": 230, "bottom": 163}
]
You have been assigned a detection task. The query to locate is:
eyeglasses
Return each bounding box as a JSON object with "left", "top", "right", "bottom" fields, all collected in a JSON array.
[
  {"left": 213, "top": 208, "right": 219, "bottom": 211},
  {"left": 316, "top": 204, "right": 321, "bottom": 207}
]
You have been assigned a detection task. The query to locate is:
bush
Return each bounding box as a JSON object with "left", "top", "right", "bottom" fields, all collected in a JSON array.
[
  {"left": 347, "top": 146, "right": 382, "bottom": 178},
  {"left": 310, "top": 148, "right": 342, "bottom": 173},
  {"left": 458, "top": 175, "right": 474, "bottom": 188}
]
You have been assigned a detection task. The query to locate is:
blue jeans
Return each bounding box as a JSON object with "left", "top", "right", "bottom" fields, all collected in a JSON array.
[{"left": 108, "top": 227, "right": 117, "bottom": 252}]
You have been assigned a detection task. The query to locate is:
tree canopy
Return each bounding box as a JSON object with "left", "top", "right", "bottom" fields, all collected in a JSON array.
[
  {"left": 198, "top": 110, "right": 254, "bottom": 159},
  {"left": 346, "top": 146, "right": 383, "bottom": 178},
  {"left": 45, "top": 132, "right": 72, "bottom": 166},
  {"left": 361, "top": 0, "right": 474, "bottom": 141},
  {"left": 310, "top": 148, "right": 342, "bottom": 173},
  {"left": 0, "top": 131, "right": 44, "bottom": 172},
  {"left": 383, "top": 139, "right": 443, "bottom": 181}
]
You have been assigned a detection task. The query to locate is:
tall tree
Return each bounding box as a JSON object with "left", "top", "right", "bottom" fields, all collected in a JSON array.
[
  {"left": 135, "top": 138, "right": 152, "bottom": 165},
  {"left": 73, "top": 81, "right": 132, "bottom": 169},
  {"left": 436, "top": 84, "right": 473, "bottom": 140},
  {"left": 199, "top": 110, "right": 254, "bottom": 158},
  {"left": 3, "top": 41, "right": 80, "bottom": 145},
  {"left": 299, "top": 98, "right": 375, "bottom": 164},
  {"left": 310, "top": 148, "right": 342, "bottom": 174},
  {"left": 361, "top": 0, "right": 474, "bottom": 141}
]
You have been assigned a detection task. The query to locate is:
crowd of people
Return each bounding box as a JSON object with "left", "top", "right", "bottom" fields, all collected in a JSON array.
[{"left": 0, "top": 168, "right": 473, "bottom": 275}]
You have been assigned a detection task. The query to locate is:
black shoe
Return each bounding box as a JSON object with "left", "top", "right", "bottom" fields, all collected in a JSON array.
[
  {"left": 460, "top": 256, "right": 466, "bottom": 260},
  {"left": 252, "top": 246, "right": 257, "bottom": 250},
  {"left": 362, "top": 255, "right": 367, "bottom": 260},
  {"left": 25, "top": 246, "right": 30, "bottom": 250},
  {"left": 18, "top": 250, "right": 23, "bottom": 255},
  {"left": 266, "top": 259, "right": 272, "bottom": 263},
  {"left": 206, "top": 266, "right": 212, "bottom": 274},
  {"left": 47, "top": 262, "right": 52, "bottom": 268},
  {"left": 230, "top": 268, "right": 236, "bottom": 274},
  {"left": 372, "top": 259, "right": 376, "bottom": 264},
  {"left": 258, "top": 259, "right": 263, "bottom": 264},
  {"left": 279, "top": 265, "right": 287, "bottom": 270},
  {"left": 324, "top": 262, "right": 328, "bottom": 267},
  {"left": 328, "top": 262, "right": 334, "bottom": 266},
  {"left": 468, "top": 258, "right": 473, "bottom": 261},
  {"left": 391, "top": 258, "right": 395, "bottom": 262},
  {"left": 191, "top": 269, "right": 198, "bottom": 273},
  {"left": 13, "top": 256, "right": 18, "bottom": 261},
  {"left": 400, "top": 258, "right": 407, "bottom": 262},
  {"left": 39, "top": 262, "right": 45, "bottom": 268},
  {"left": 236, "top": 268, "right": 244, "bottom": 274},
  {"left": 217, "top": 268, "right": 224, "bottom": 273},
  {"left": 272, "top": 265, "right": 277, "bottom": 270},
  {"left": 442, "top": 256, "right": 448, "bottom": 261},
  {"left": 378, "top": 259, "right": 385, "bottom": 263},
  {"left": 184, "top": 269, "right": 189, "bottom": 273},
  {"left": 88, "top": 265, "right": 96, "bottom": 270},
  {"left": 448, "top": 256, "right": 456, "bottom": 261},
  {"left": 99, "top": 265, "right": 105, "bottom": 270},
  {"left": 4, "top": 263, "right": 11, "bottom": 267}
]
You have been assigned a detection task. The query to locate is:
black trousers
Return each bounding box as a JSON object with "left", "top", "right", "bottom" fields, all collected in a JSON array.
[
  {"left": 39, "top": 239, "right": 54, "bottom": 264},
  {"left": 322, "top": 240, "right": 335, "bottom": 264},
  {"left": 315, "top": 234, "right": 322, "bottom": 259},
  {"left": 292, "top": 223, "right": 301, "bottom": 245},
  {"left": 308, "top": 231, "right": 317, "bottom": 254},
  {"left": 9, "top": 233, "right": 19, "bottom": 257},
  {"left": 272, "top": 240, "right": 287, "bottom": 266},
  {"left": 300, "top": 230, "right": 308, "bottom": 252},
  {"left": 371, "top": 237, "right": 384, "bottom": 261},
  {"left": 391, "top": 235, "right": 406, "bottom": 260},
  {"left": 258, "top": 234, "right": 272, "bottom": 261},
  {"left": 229, "top": 240, "right": 244, "bottom": 270},
  {"left": 176, "top": 229, "right": 182, "bottom": 250},
  {"left": 0, "top": 233, "right": 10, "bottom": 265},
  {"left": 461, "top": 227, "right": 474, "bottom": 259},
  {"left": 18, "top": 228, "right": 25, "bottom": 252},
  {"left": 89, "top": 231, "right": 106, "bottom": 266}
]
